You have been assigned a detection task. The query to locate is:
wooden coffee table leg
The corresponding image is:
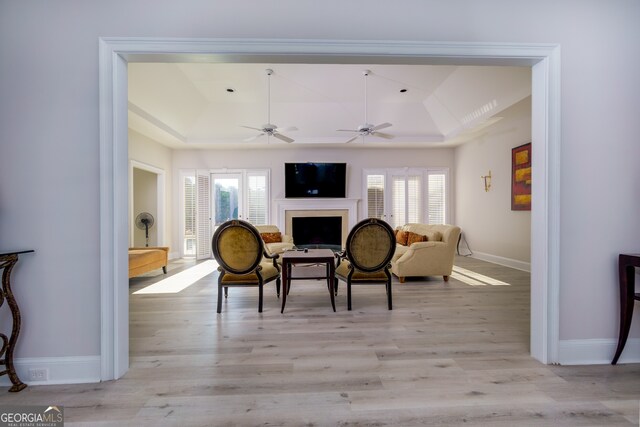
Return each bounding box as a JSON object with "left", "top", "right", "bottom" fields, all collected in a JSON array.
[
  {"left": 281, "top": 260, "right": 288, "bottom": 313},
  {"left": 328, "top": 262, "right": 336, "bottom": 312}
]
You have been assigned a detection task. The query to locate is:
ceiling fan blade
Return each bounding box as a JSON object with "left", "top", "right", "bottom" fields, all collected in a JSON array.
[
  {"left": 273, "top": 133, "right": 294, "bottom": 143},
  {"left": 344, "top": 135, "right": 360, "bottom": 144},
  {"left": 240, "top": 125, "right": 264, "bottom": 132},
  {"left": 372, "top": 122, "right": 392, "bottom": 131},
  {"left": 372, "top": 131, "right": 394, "bottom": 139},
  {"left": 243, "top": 133, "right": 265, "bottom": 142},
  {"left": 336, "top": 129, "right": 358, "bottom": 132},
  {"left": 276, "top": 126, "right": 298, "bottom": 132}
]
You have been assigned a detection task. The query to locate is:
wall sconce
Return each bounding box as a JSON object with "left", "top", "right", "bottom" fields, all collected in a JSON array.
[{"left": 481, "top": 170, "right": 492, "bottom": 192}]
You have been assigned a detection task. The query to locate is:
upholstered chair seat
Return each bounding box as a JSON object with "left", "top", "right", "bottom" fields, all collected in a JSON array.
[
  {"left": 335, "top": 261, "right": 388, "bottom": 281},
  {"left": 220, "top": 262, "right": 280, "bottom": 283}
]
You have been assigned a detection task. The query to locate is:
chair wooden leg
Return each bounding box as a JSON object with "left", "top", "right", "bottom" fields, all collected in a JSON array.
[
  {"left": 443, "top": 275, "right": 449, "bottom": 282},
  {"left": 217, "top": 282, "right": 223, "bottom": 313},
  {"left": 347, "top": 281, "right": 352, "bottom": 311},
  {"left": 224, "top": 287, "right": 229, "bottom": 298},
  {"left": 387, "top": 279, "right": 393, "bottom": 310},
  {"left": 276, "top": 277, "right": 281, "bottom": 298},
  {"left": 334, "top": 278, "right": 339, "bottom": 296},
  {"left": 399, "top": 277, "right": 405, "bottom": 283},
  {"left": 258, "top": 283, "right": 264, "bottom": 313},
  {"left": 162, "top": 266, "right": 167, "bottom": 274}
]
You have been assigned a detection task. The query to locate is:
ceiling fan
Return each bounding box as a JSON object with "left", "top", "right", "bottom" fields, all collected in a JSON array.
[
  {"left": 337, "top": 70, "right": 394, "bottom": 143},
  {"left": 241, "top": 69, "right": 297, "bottom": 143}
]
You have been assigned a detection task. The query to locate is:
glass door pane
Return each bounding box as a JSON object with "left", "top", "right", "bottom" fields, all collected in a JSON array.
[{"left": 212, "top": 173, "right": 242, "bottom": 227}]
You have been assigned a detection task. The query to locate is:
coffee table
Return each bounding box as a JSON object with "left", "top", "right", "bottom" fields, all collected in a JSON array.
[{"left": 280, "top": 248, "right": 336, "bottom": 313}]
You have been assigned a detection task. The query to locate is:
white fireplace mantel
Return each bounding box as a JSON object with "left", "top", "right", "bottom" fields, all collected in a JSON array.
[{"left": 274, "top": 198, "right": 360, "bottom": 232}]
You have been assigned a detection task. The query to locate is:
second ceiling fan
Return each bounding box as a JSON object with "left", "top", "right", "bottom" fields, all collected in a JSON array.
[
  {"left": 241, "top": 69, "right": 297, "bottom": 143},
  {"left": 337, "top": 70, "right": 394, "bottom": 143}
]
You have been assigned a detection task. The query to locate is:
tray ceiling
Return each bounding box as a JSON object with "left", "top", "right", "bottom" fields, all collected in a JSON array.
[{"left": 128, "top": 63, "right": 531, "bottom": 149}]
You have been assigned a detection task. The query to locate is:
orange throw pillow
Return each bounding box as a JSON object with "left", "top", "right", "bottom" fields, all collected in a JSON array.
[
  {"left": 406, "top": 231, "right": 428, "bottom": 246},
  {"left": 260, "top": 232, "right": 282, "bottom": 243},
  {"left": 396, "top": 230, "right": 409, "bottom": 246}
]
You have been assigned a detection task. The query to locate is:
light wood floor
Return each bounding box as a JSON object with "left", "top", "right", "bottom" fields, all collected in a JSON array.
[{"left": 2, "top": 256, "right": 639, "bottom": 426}]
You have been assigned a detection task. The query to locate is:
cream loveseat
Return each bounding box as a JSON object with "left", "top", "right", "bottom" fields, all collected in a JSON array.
[
  {"left": 391, "top": 224, "right": 461, "bottom": 283},
  {"left": 255, "top": 225, "right": 295, "bottom": 256}
]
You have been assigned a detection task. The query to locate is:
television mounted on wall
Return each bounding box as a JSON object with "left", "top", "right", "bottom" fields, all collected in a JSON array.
[{"left": 284, "top": 162, "right": 347, "bottom": 198}]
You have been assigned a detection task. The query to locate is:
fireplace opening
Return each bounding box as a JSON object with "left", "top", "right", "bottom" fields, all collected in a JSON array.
[{"left": 292, "top": 216, "right": 342, "bottom": 251}]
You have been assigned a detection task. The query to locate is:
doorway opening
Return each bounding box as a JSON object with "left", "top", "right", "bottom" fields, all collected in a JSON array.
[{"left": 100, "top": 39, "right": 560, "bottom": 380}]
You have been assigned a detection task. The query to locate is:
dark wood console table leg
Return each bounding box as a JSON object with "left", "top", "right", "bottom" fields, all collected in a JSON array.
[
  {"left": 612, "top": 254, "right": 640, "bottom": 365},
  {"left": 0, "top": 254, "right": 27, "bottom": 391}
]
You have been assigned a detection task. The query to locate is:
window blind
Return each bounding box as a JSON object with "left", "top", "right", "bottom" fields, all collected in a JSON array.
[
  {"left": 183, "top": 175, "right": 196, "bottom": 256},
  {"left": 407, "top": 175, "right": 422, "bottom": 224},
  {"left": 366, "top": 174, "right": 385, "bottom": 219},
  {"left": 196, "top": 172, "right": 211, "bottom": 260},
  {"left": 391, "top": 176, "right": 406, "bottom": 229},
  {"left": 428, "top": 172, "right": 446, "bottom": 225},
  {"left": 246, "top": 173, "right": 268, "bottom": 225}
]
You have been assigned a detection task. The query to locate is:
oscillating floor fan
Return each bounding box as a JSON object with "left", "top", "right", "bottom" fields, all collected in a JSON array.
[{"left": 135, "top": 212, "right": 155, "bottom": 247}]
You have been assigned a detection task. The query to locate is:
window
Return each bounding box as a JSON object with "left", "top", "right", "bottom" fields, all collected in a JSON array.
[
  {"left": 427, "top": 171, "right": 446, "bottom": 225},
  {"left": 246, "top": 171, "right": 268, "bottom": 225},
  {"left": 366, "top": 174, "right": 385, "bottom": 219},
  {"left": 183, "top": 169, "right": 270, "bottom": 259},
  {"left": 391, "top": 172, "right": 422, "bottom": 229},
  {"left": 364, "top": 168, "right": 448, "bottom": 227}
]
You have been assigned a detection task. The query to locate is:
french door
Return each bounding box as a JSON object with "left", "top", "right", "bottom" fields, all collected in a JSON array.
[
  {"left": 192, "top": 170, "right": 270, "bottom": 260},
  {"left": 364, "top": 168, "right": 448, "bottom": 229},
  {"left": 390, "top": 170, "right": 423, "bottom": 229},
  {"left": 211, "top": 173, "right": 243, "bottom": 226}
]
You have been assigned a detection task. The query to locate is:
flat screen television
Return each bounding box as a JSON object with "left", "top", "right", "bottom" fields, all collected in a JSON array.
[{"left": 285, "top": 162, "right": 347, "bottom": 198}]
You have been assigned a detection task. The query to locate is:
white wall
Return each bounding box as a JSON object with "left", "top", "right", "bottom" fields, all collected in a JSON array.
[
  {"left": 1, "top": 0, "right": 639, "bottom": 383},
  {"left": 455, "top": 98, "right": 532, "bottom": 269}
]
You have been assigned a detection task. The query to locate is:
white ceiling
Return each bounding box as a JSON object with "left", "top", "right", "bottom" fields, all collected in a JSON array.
[{"left": 128, "top": 63, "right": 531, "bottom": 149}]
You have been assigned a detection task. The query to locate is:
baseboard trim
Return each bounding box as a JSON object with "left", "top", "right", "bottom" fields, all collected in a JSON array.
[
  {"left": 469, "top": 251, "right": 531, "bottom": 272},
  {"left": 0, "top": 356, "right": 101, "bottom": 387},
  {"left": 169, "top": 251, "right": 180, "bottom": 260},
  {"left": 558, "top": 338, "right": 640, "bottom": 365}
]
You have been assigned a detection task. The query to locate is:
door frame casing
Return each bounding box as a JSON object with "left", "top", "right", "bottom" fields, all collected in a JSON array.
[{"left": 99, "top": 38, "right": 560, "bottom": 379}]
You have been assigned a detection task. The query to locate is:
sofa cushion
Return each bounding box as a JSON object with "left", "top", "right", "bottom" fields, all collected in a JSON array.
[
  {"left": 396, "top": 230, "right": 409, "bottom": 246},
  {"left": 260, "top": 232, "right": 282, "bottom": 243},
  {"left": 407, "top": 231, "right": 428, "bottom": 246},
  {"left": 265, "top": 241, "right": 295, "bottom": 255}
]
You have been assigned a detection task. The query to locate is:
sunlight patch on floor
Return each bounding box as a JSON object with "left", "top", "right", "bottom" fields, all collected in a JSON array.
[
  {"left": 133, "top": 260, "right": 218, "bottom": 294},
  {"left": 452, "top": 265, "right": 511, "bottom": 286}
]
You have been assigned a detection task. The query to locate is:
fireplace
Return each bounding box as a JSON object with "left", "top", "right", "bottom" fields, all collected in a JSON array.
[
  {"left": 292, "top": 216, "right": 342, "bottom": 250},
  {"left": 275, "top": 198, "right": 360, "bottom": 249}
]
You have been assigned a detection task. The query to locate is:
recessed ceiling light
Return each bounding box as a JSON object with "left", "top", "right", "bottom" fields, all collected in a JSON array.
[
  {"left": 226, "top": 88, "right": 235, "bottom": 93},
  {"left": 400, "top": 89, "right": 408, "bottom": 93}
]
